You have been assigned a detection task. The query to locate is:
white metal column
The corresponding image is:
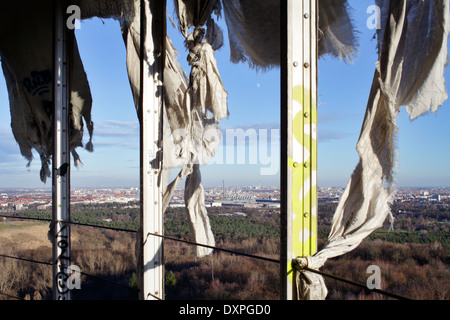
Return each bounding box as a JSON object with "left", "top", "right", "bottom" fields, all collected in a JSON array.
[
  {"left": 52, "top": 0, "right": 71, "bottom": 300},
  {"left": 281, "top": 0, "right": 318, "bottom": 300},
  {"left": 140, "top": 0, "right": 165, "bottom": 300}
]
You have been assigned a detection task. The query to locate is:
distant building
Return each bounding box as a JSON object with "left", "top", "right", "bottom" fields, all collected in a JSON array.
[
  {"left": 432, "top": 194, "right": 441, "bottom": 202},
  {"left": 13, "top": 203, "right": 25, "bottom": 211},
  {"left": 37, "top": 202, "right": 51, "bottom": 210},
  {"left": 222, "top": 202, "right": 245, "bottom": 208},
  {"left": 219, "top": 212, "right": 247, "bottom": 217},
  {"left": 168, "top": 202, "right": 185, "bottom": 208}
]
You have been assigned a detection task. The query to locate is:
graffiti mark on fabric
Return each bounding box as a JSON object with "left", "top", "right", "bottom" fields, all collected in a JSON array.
[{"left": 23, "top": 69, "right": 52, "bottom": 96}]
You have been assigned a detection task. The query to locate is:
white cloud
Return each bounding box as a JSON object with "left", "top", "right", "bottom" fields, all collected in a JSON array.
[
  {"left": 93, "top": 120, "right": 139, "bottom": 138},
  {"left": 318, "top": 130, "right": 352, "bottom": 143}
]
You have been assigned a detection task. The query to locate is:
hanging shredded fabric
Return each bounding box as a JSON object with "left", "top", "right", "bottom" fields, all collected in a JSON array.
[{"left": 295, "top": 0, "right": 450, "bottom": 299}]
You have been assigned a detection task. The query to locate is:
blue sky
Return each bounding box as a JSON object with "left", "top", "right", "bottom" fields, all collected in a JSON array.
[{"left": 0, "top": 1, "right": 449, "bottom": 188}]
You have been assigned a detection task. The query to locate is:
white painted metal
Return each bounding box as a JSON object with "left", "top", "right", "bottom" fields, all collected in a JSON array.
[
  {"left": 52, "top": 0, "right": 71, "bottom": 300},
  {"left": 140, "top": 0, "right": 165, "bottom": 300},
  {"left": 282, "top": 0, "right": 318, "bottom": 300}
]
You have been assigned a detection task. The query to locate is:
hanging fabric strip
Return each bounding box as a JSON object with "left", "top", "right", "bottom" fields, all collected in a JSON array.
[
  {"left": 221, "top": 0, "right": 358, "bottom": 69},
  {"left": 0, "top": 0, "right": 93, "bottom": 183},
  {"left": 297, "top": 0, "right": 449, "bottom": 299}
]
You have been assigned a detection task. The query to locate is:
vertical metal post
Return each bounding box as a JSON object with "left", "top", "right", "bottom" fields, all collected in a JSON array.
[
  {"left": 281, "top": 0, "right": 318, "bottom": 300},
  {"left": 52, "top": 0, "right": 71, "bottom": 300},
  {"left": 140, "top": 0, "right": 165, "bottom": 300}
]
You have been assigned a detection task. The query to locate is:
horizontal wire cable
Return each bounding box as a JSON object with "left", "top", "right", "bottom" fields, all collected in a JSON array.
[
  {"left": 77, "top": 269, "right": 139, "bottom": 292},
  {"left": 0, "top": 213, "right": 51, "bottom": 222},
  {"left": 0, "top": 213, "right": 413, "bottom": 300},
  {"left": 64, "top": 220, "right": 138, "bottom": 233},
  {"left": 147, "top": 292, "right": 162, "bottom": 300},
  {"left": 0, "top": 253, "right": 138, "bottom": 293},
  {"left": 302, "top": 267, "right": 411, "bottom": 300},
  {"left": 147, "top": 231, "right": 281, "bottom": 264},
  {"left": 1, "top": 214, "right": 279, "bottom": 263},
  {"left": 78, "top": 271, "right": 139, "bottom": 292},
  {"left": 0, "top": 290, "right": 23, "bottom": 300},
  {"left": 0, "top": 213, "right": 136, "bottom": 232},
  {"left": 0, "top": 253, "right": 52, "bottom": 266}
]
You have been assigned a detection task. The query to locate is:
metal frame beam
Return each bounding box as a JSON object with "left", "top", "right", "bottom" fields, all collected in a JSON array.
[
  {"left": 52, "top": 0, "right": 72, "bottom": 300},
  {"left": 281, "top": 0, "right": 318, "bottom": 300},
  {"left": 139, "top": 0, "right": 166, "bottom": 300}
]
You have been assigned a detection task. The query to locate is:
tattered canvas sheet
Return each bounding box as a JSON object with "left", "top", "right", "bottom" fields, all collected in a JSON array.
[
  {"left": 173, "top": 0, "right": 229, "bottom": 120},
  {"left": 163, "top": 35, "right": 222, "bottom": 257},
  {"left": 317, "top": 0, "right": 358, "bottom": 62},
  {"left": 222, "top": 0, "right": 281, "bottom": 68},
  {"left": 184, "top": 164, "right": 216, "bottom": 257},
  {"left": 296, "top": 0, "right": 449, "bottom": 299},
  {"left": 0, "top": 0, "right": 220, "bottom": 258},
  {"left": 221, "top": 0, "right": 357, "bottom": 69},
  {"left": 167, "top": 0, "right": 235, "bottom": 256},
  {"left": 0, "top": 0, "right": 94, "bottom": 183},
  {"left": 121, "top": 0, "right": 228, "bottom": 257},
  {"left": 74, "top": 0, "right": 134, "bottom": 20}
]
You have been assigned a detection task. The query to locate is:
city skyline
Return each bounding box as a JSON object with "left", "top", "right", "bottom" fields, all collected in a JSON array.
[{"left": 0, "top": 1, "right": 449, "bottom": 189}]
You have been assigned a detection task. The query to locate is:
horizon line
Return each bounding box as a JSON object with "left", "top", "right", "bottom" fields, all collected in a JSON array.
[{"left": 1, "top": 185, "right": 449, "bottom": 190}]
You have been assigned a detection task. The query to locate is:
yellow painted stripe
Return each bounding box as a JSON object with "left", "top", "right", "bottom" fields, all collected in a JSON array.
[{"left": 288, "top": 85, "right": 317, "bottom": 282}]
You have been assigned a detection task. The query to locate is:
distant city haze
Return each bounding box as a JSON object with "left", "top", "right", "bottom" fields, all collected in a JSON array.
[
  {"left": 0, "top": 0, "right": 448, "bottom": 189},
  {"left": 1, "top": 187, "right": 449, "bottom": 213}
]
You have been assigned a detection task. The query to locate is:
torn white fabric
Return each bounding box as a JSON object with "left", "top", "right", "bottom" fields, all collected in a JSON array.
[
  {"left": 298, "top": 0, "right": 450, "bottom": 299},
  {"left": 187, "top": 39, "right": 229, "bottom": 120},
  {"left": 174, "top": 0, "right": 229, "bottom": 121},
  {"left": 222, "top": 0, "right": 281, "bottom": 68},
  {"left": 184, "top": 164, "right": 215, "bottom": 257},
  {"left": 221, "top": 0, "right": 358, "bottom": 69},
  {"left": 296, "top": 271, "right": 328, "bottom": 300},
  {"left": 295, "top": 257, "right": 328, "bottom": 300},
  {"left": 0, "top": 0, "right": 94, "bottom": 183},
  {"left": 317, "top": 0, "right": 359, "bottom": 62},
  {"left": 174, "top": 0, "right": 223, "bottom": 38},
  {"left": 74, "top": 0, "right": 134, "bottom": 20},
  {"left": 376, "top": 0, "right": 449, "bottom": 120},
  {"left": 121, "top": 0, "right": 222, "bottom": 258},
  {"left": 167, "top": 0, "right": 230, "bottom": 257},
  {"left": 161, "top": 54, "right": 220, "bottom": 256},
  {"left": 0, "top": 0, "right": 219, "bottom": 259}
]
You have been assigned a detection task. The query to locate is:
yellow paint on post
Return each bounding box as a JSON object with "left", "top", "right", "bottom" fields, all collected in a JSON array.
[{"left": 287, "top": 85, "right": 317, "bottom": 282}]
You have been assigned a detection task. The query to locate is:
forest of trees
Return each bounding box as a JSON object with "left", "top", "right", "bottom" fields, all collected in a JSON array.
[{"left": 0, "top": 199, "right": 449, "bottom": 300}]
